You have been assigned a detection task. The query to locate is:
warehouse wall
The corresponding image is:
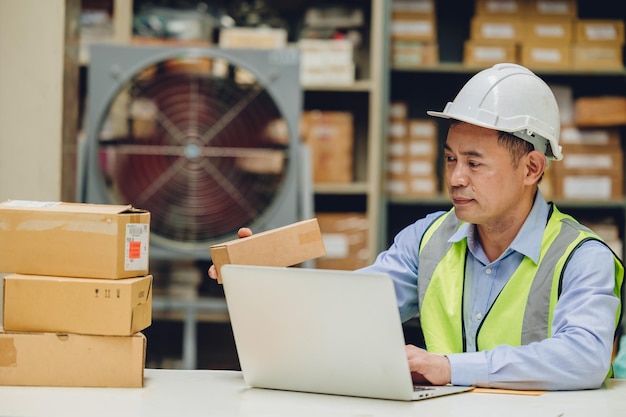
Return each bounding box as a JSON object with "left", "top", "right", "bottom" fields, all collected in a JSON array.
[{"left": 0, "top": 0, "right": 67, "bottom": 201}]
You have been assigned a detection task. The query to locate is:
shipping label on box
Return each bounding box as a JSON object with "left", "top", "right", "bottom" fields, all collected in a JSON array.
[
  {"left": 3, "top": 274, "right": 152, "bottom": 336},
  {"left": 0, "top": 200, "right": 150, "bottom": 279},
  {"left": 210, "top": 218, "right": 326, "bottom": 283},
  {"left": 0, "top": 331, "right": 146, "bottom": 387}
]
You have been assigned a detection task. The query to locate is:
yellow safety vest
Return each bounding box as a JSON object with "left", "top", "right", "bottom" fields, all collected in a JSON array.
[{"left": 417, "top": 205, "right": 623, "bottom": 357}]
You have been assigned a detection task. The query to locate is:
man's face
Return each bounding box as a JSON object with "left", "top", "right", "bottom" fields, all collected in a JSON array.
[{"left": 443, "top": 122, "right": 528, "bottom": 226}]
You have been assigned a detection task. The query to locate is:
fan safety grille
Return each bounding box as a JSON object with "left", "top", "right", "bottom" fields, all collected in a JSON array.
[{"left": 96, "top": 56, "right": 290, "bottom": 248}]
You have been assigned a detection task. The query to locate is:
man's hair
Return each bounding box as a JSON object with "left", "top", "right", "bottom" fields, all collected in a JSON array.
[
  {"left": 496, "top": 131, "right": 535, "bottom": 168},
  {"left": 497, "top": 131, "right": 544, "bottom": 183}
]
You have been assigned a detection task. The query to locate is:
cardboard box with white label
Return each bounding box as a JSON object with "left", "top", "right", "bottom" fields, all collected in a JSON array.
[{"left": 0, "top": 200, "right": 150, "bottom": 279}]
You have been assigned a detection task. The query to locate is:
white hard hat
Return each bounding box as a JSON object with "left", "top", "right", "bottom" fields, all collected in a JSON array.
[{"left": 427, "top": 63, "right": 562, "bottom": 160}]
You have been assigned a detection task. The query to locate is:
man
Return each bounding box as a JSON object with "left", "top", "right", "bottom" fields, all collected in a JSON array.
[{"left": 209, "top": 63, "right": 623, "bottom": 391}]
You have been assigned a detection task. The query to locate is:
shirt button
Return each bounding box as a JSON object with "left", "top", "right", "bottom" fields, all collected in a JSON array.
[
  {"left": 476, "top": 313, "right": 483, "bottom": 320},
  {"left": 486, "top": 268, "right": 492, "bottom": 275}
]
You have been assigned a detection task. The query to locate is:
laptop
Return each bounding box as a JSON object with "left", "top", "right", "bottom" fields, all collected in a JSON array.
[{"left": 220, "top": 264, "right": 472, "bottom": 401}]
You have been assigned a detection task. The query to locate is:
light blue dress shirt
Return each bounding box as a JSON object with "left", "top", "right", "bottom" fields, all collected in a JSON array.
[{"left": 358, "top": 192, "right": 620, "bottom": 390}]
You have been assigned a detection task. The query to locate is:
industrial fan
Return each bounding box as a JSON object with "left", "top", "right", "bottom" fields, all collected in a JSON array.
[{"left": 80, "top": 44, "right": 308, "bottom": 260}]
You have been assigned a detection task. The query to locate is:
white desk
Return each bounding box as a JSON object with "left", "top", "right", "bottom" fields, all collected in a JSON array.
[{"left": 1, "top": 369, "right": 625, "bottom": 417}]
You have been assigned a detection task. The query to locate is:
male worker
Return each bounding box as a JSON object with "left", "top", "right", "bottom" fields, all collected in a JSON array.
[{"left": 209, "top": 63, "right": 623, "bottom": 391}]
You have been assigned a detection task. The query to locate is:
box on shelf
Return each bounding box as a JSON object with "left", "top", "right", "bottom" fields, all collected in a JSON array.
[
  {"left": 315, "top": 212, "right": 369, "bottom": 271},
  {"left": 389, "top": 101, "right": 408, "bottom": 120},
  {"left": 392, "top": 41, "right": 439, "bottom": 67},
  {"left": 0, "top": 200, "right": 150, "bottom": 279},
  {"left": 521, "top": 43, "right": 570, "bottom": 69},
  {"left": 408, "top": 119, "right": 437, "bottom": 141},
  {"left": 560, "top": 127, "right": 621, "bottom": 148},
  {"left": 301, "top": 111, "right": 354, "bottom": 183},
  {"left": 575, "top": 20, "right": 625, "bottom": 46},
  {"left": 553, "top": 173, "right": 622, "bottom": 201},
  {"left": 464, "top": 40, "right": 518, "bottom": 67},
  {"left": 388, "top": 119, "right": 408, "bottom": 142},
  {"left": 0, "top": 331, "right": 146, "bottom": 388},
  {"left": 390, "top": 11, "right": 437, "bottom": 42},
  {"left": 209, "top": 219, "right": 326, "bottom": 283},
  {"left": 575, "top": 96, "right": 626, "bottom": 127},
  {"left": 408, "top": 120, "right": 438, "bottom": 159},
  {"left": 406, "top": 157, "right": 437, "bottom": 177},
  {"left": 553, "top": 144, "right": 624, "bottom": 200},
  {"left": 572, "top": 44, "right": 623, "bottom": 70},
  {"left": 299, "top": 39, "right": 355, "bottom": 86},
  {"left": 470, "top": 16, "right": 523, "bottom": 43},
  {"left": 559, "top": 145, "right": 623, "bottom": 172},
  {"left": 3, "top": 274, "right": 152, "bottom": 336},
  {"left": 524, "top": 17, "right": 573, "bottom": 44},
  {"left": 387, "top": 175, "right": 439, "bottom": 198}
]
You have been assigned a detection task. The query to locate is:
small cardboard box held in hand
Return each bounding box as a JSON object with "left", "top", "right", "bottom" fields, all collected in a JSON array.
[
  {"left": 0, "top": 200, "right": 150, "bottom": 279},
  {"left": 210, "top": 218, "right": 326, "bottom": 283},
  {"left": 0, "top": 331, "right": 146, "bottom": 387},
  {"left": 3, "top": 274, "right": 153, "bottom": 336}
]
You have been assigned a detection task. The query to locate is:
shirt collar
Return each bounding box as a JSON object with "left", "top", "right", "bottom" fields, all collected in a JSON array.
[{"left": 449, "top": 191, "right": 549, "bottom": 264}]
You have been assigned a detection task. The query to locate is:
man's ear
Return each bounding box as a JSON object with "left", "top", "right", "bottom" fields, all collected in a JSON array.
[{"left": 524, "top": 150, "right": 546, "bottom": 185}]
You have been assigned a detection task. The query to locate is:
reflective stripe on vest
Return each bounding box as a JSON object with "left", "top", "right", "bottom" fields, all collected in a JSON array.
[{"left": 417, "top": 205, "right": 624, "bottom": 355}]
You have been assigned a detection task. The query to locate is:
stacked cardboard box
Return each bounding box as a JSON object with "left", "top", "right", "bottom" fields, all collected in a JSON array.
[
  {"left": 0, "top": 200, "right": 152, "bottom": 387},
  {"left": 465, "top": 1, "right": 624, "bottom": 71},
  {"left": 386, "top": 101, "right": 439, "bottom": 198},
  {"left": 390, "top": 0, "right": 438, "bottom": 67},
  {"left": 552, "top": 127, "right": 624, "bottom": 201},
  {"left": 301, "top": 110, "right": 354, "bottom": 184},
  {"left": 299, "top": 39, "right": 355, "bottom": 86},
  {"left": 520, "top": 0, "right": 577, "bottom": 69},
  {"left": 314, "top": 213, "right": 369, "bottom": 270},
  {"left": 573, "top": 19, "right": 624, "bottom": 70},
  {"left": 465, "top": 0, "right": 578, "bottom": 68},
  {"left": 465, "top": 0, "right": 525, "bottom": 67}
]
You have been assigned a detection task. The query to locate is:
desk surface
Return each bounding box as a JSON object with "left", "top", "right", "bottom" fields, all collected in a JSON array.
[{"left": 1, "top": 369, "right": 625, "bottom": 417}]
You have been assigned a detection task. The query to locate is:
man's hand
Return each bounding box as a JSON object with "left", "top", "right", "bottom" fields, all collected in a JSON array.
[
  {"left": 207, "top": 227, "right": 253, "bottom": 280},
  {"left": 405, "top": 344, "right": 451, "bottom": 386}
]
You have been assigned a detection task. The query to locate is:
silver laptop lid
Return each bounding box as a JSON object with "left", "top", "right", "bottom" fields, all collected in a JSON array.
[{"left": 221, "top": 264, "right": 418, "bottom": 401}]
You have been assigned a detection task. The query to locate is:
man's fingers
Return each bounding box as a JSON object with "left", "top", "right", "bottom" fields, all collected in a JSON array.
[{"left": 238, "top": 227, "right": 253, "bottom": 238}]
